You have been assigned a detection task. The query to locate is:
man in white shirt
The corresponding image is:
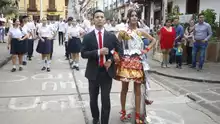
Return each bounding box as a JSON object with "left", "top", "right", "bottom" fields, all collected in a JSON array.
[{"left": 58, "top": 18, "right": 65, "bottom": 45}]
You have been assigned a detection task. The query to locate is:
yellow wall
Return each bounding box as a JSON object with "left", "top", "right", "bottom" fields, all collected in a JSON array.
[{"left": 18, "top": 0, "right": 66, "bottom": 19}]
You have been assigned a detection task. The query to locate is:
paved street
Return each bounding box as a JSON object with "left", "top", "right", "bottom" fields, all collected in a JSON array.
[{"left": 0, "top": 40, "right": 219, "bottom": 124}]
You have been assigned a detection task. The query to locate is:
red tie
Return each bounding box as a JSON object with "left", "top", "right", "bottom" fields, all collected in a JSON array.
[{"left": 98, "top": 31, "right": 104, "bottom": 66}]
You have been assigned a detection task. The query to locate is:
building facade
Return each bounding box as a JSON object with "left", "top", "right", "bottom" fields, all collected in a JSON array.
[
  {"left": 18, "top": 0, "right": 66, "bottom": 21},
  {"left": 168, "top": 0, "right": 220, "bottom": 22}
]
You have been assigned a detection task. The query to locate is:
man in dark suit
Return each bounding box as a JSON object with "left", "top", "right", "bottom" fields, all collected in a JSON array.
[{"left": 81, "top": 10, "right": 122, "bottom": 124}]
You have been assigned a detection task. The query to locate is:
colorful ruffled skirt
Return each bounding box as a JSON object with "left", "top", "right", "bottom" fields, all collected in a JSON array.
[{"left": 115, "top": 55, "right": 144, "bottom": 83}]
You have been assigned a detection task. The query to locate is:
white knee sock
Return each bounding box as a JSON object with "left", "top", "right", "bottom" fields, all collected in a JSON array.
[{"left": 23, "top": 55, "right": 27, "bottom": 62}]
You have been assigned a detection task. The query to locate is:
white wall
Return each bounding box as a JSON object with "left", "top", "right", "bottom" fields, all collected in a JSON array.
[
  {"left": 172, "top": 0, "right": 220, "bottom": 22},
  {"left": 171, "top": 0, "right": 186, "bottom": 14}
]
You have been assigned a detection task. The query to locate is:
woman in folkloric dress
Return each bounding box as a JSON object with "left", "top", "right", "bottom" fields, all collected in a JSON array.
[
  {"left": 66, "top": 18, "right": 85, "bottom": 70},
  {"left": 7, "top": 18, "right": 29, "bottom": 72},
  {"left": 116, "top": 9, "right": 156, "bottom": 124},
  {"left": 36, "top": 17, "right": 56, "bottom": 72}
]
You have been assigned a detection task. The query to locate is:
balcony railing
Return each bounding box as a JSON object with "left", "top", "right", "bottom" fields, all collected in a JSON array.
[
  {"left": 27, "top": 4, "right": 38, "bottom": 11},
  {"left": 47, "top": 5, "right": 57, "bottom": 12}
]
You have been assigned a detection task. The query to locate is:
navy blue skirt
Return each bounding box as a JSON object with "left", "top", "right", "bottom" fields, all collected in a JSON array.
[
  {"left": 10, "top": 38, "right": 28, "bottom": 55},
  {"left": 67, "top": 37, "right": 82, "bottom": 53},
  {"left": 36, "top": 37, "right": 52, "bottom": 54}
]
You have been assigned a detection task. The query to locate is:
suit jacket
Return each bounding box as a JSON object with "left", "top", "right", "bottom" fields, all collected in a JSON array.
[{"left": 81, "top": 30, "right": 123, "bottom": 80}]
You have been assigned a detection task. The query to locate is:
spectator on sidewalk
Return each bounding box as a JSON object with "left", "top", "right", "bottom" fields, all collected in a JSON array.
[
  {"left": 169, "top": 17, "right": 184, "bottom": 64},
  {"left": 159, "top": 19, "right": 176, "bottom": 68},
  {"left": 174, "top": 42, "right": 183, "bottom": 69},
  {"left": 192, "top": 13, "right": 213, "bottom": 71},
  {"left": 0, "top": 20, "right": 6, "bottom": 43},
  {"left": 183, "top": 20, "right": 195, "bottom": 65}
]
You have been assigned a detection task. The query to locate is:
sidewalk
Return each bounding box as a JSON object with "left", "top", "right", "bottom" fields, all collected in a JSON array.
[
  {"left": 148, "top": 53, "right": 220, "bottom": 83},
  {"left": 0, "top": 36, "right": 11, "bottom": 68}
]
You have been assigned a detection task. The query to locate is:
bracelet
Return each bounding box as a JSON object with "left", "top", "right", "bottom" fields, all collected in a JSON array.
[{"left": 146, "top": 47, "right": 150, "bottom": 52}]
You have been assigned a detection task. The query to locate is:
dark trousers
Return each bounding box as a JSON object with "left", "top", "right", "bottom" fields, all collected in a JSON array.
[
  {"left": 89, "top": 67, "right": 112, "bottom": 124},
  {"left": 169, "top": 48, "right": 176, "bottom": 64},
  {"left": 27, "top": 39, "right": 34, "bottom": 58},
  {"left": 186, "top": 46, "right": 192, "bottom": 64},
  {"left": 58, "top": 32, "right": 64, "bottom": 45},
  {"left": 50, "top": 40, "right": 54, "bottom": 60},
  {"left": 65, "top": 41, "right": 69, "bottom": 59},
  {"left": 176, "top": 55, "right": 182, "bottom": 67}
]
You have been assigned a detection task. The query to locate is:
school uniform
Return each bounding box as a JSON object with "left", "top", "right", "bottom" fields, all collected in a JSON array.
[
  {"left": 22, "top": 23, "right": 31, "bottom": 65},
  {"left": 65, "top": 25, "right": 84, "bottom": 53},
  {"left": 27, "top": 21, "right": 36, "bottom": 60},
  {"left": 36, "top": 25, "right": 53, "bottom": 54},
  {"left": 9, "top": 27, "right": 28, "bottom": 55}
]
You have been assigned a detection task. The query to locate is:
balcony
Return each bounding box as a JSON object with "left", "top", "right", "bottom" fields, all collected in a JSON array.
[
  {"left": 47, "top": 5, "right": 57, "bottom": 12},
  {"left": 27, "top": 4, "right": 38, "bottom": 11}
]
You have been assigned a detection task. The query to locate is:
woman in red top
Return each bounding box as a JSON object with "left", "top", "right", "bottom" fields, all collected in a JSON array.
[{"left": 159, "top": 19, "right": 176, "bottom": 67}]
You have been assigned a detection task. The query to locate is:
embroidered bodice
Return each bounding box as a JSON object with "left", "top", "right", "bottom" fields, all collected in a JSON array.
[{"left": 119, "top": 29, "right": 144, "bottom": 55}]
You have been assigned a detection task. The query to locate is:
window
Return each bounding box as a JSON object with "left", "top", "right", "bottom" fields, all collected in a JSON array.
[
  {"left": 29, "top": 0, "right": 36, "bottom": 8},
  {"left": 49, "top": 0, "right": 55, "bottom": 8}
]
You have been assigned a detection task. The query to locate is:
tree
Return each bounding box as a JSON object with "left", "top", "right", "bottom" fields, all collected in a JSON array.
[{"left": 0, "top": 0, "right": 19, "bottom": 16}]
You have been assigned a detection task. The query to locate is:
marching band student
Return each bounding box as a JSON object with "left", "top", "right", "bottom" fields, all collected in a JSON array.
[
  {"left": 36, "top": 17, "right": 55, "bottom": 72},
  {"left": 48, "top": 19, "right": 58, "bottom": 60},
  {"left": 27, "top": 17, "right": 36, "bottom": 61},
  {"left": 21, "top": 15, "right": 31, "bottom": 65},
  {"left": 7, "top": 18, "right": 29, "bottom": 72},
  {"left": 65, "top": 18, "right": 85, "bottom": 70},
  {"left": 64, "top": 17, "right": 73, "bottom": 60}
]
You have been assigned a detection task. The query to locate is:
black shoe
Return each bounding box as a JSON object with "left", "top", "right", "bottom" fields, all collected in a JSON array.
[
  {"left": 11, "top": 68, "right": 16, "bottom": 72},
  {"left": 75, "top": 66, "right": 79, "bottom": 71},
  {"left": 197, "top": 68, "right": 202, "bottom": 71},
  {"left": 92, "top": 119, "right": 100, "bottom": 124},
  {"left": 190, "top": 66, "right": 196, "bottom": 69},
  {"left": 28, "top": 57, "right": 32, "bottom": 61},
  {"left": 22, "top": 61, "right": 27, "bottom": 65},
  {"left": 19, "top": 67, "right": 23, "bottom": 71},
  {"left": 47, "top": 68, "right": 51, "bottom": 72},
  {"left": 176, "top": 65, "right": 179, "bottom": 68},
  {"left": 41, "top": 67, "right": 46, "bottom": 71}
]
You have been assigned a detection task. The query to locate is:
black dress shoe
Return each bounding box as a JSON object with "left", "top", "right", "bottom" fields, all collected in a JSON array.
[
  {"left": 41, "top": 67, "right": 46, "bottom": 71},
  {"left": 22, "top": 61, "right": 27, "bottom": 65},
  {"left": 93, "top": 119, "right": 100, "bottom": 124},
  {"left": 11, "top": 68, "right": 16, "bottom": 72},
  {"left": 47, "top": 68, "right": 51, "bottom": 72},
  {"left": 19, "top": 67, "right": 23, "bottom": 71}
]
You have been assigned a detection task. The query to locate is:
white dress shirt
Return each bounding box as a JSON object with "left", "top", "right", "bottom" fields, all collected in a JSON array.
[
  {"left": 94, "top": 28, "right": 107, "bottom": 63},
  {"left": 58, "top": 21, "right": 65, "bottom": 33}
]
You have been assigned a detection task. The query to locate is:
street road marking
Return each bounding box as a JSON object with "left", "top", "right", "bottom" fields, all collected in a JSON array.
[
  {"left": 31, "top": 73, "right": 72, "bottom": 80},
  {"left": 0, "top": 74, "right": 28, "bottom": 83},
  {"left": 7, "top": 94, "right": 190, "bottom": 111},
  {"left": 42, "top": 81, "right": 58, "bottom": 91}
]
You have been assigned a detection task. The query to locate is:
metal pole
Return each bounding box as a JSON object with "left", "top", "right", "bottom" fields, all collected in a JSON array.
[
  {"left": 24, "top": 0, "right": 27, "bottom": 14},
  {"left": 40, "top": 0, "right": 43, "bottom": 19}
]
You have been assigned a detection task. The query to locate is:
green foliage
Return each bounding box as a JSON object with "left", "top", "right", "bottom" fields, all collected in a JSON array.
[
  {"left": 0, "top": 0, "right": 18, "bottom": 16},
  {"left": 167, "top": 5, "right": 184, "bottom": 20},
  {"left": 201, "top": 9, "right": 219, "bottom": 37}
]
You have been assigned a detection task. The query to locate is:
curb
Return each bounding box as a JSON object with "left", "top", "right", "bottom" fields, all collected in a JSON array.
[
  {"left": 0, "top": 55, "right": 12, "bottom": 68},
  {"left": 148, "top": 69, "right": 220, "bottom": 83}
]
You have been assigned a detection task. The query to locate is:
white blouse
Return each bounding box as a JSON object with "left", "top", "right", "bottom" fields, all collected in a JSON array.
[
  {"left": 9, "top": 27, "right": 27, "bottom": 38},
  {"left": 65, "top": 25, "right": 84, "bottom": 41},
  {"left": 38, "top": 25, "right": 53, "bottom": 38}
]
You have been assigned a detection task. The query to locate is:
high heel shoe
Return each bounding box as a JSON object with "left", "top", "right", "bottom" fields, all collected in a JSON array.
[
  {"left": 120, "top": 110, "right": 126, "bottom": 121},
  {"left": 119, "top": 110, "right": 131, "bottom": 121},
  {"left": 135, "top": 112, "right": 143, "bottom": 124},
  {"left": 145, "top": 99, "right": 153, "bottom": 105}
]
